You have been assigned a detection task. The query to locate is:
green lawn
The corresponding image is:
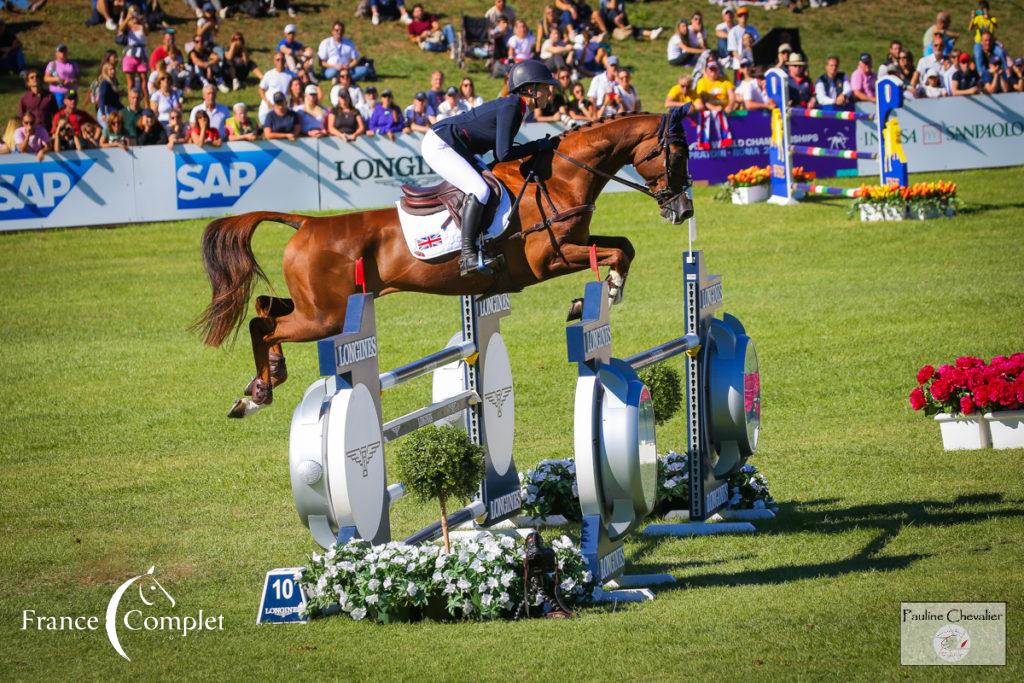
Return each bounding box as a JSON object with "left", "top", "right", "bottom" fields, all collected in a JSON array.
[{"left": 1, "top": 165, "right": 1022, "bottom": 678}]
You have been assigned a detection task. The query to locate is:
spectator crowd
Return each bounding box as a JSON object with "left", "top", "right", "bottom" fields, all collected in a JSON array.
[{"left": 2, "top": 1, "right": 1022, "bottom": 158}]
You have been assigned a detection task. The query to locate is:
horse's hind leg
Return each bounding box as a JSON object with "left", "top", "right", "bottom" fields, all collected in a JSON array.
[{"left": 242, "top": 296, "right": 294, "bottom": 397}]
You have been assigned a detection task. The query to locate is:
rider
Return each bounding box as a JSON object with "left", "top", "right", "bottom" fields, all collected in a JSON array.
[{"left": 422, "top": 60, "right": 558, "bottom": 276}]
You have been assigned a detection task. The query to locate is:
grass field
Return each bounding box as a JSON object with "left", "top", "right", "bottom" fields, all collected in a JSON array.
[{"left": 1, "top": 164, "right": 1022, "bottom": 678}]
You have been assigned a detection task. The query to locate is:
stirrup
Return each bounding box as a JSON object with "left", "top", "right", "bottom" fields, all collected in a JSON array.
[{"left": 460, "top": 251, "right": 493, "bottom": 276}]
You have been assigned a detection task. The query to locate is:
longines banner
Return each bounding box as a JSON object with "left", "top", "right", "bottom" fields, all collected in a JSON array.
[{"left": 2, "top": 93, "right": 1022, "bottom": 231}]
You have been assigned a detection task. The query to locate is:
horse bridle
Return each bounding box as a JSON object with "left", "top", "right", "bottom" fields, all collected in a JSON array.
[{"left": 550, "top": 112, "right": 690, "bottom": 207}]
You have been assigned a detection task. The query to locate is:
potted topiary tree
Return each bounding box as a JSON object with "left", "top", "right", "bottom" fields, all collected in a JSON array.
[
  {"left": 637, "top": 364, "right": 683, "bottom": 426},
  {"left": 395, "top": 425, "right": 485, "bottom": 553}
]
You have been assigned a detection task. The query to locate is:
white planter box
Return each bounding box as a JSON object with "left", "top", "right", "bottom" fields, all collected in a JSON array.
[
  {"left": 934, "top": 413, "right": 990, "bottom": 451},
  {"left": 860, "top": 204, "right": 906, "bottom": 222},
  {"left": 913, "top": 206, "right": 957, "bottom": 220},
  {"left": 984, "top": 411, "right": 1024, "bottom": 450},
  {"left": 731, "top": 184, "right": 770, "bottom": 205}
]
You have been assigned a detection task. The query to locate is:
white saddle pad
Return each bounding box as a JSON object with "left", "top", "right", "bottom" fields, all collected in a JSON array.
[{"left": 396, "top": 183, "right": 512, "bottom": 261}]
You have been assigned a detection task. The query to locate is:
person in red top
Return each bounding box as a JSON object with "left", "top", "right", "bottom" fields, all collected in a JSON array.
[
  {"left": 149, "top": 28, "right": 178, "bottom": 71},
  {"left": 19, "top": 70, "right": 58, "bottom": 132},
  {"left": 189, "top": 109, "right": 222, "bottom": 147},
  {"left": 50, "top": 89, "right": 98, "bottom": 151},
  {"left": 406, "top": 4, "right": 435, "bottom": 39}
]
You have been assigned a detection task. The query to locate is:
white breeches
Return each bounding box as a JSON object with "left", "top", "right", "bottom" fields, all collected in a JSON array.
[{"left": 421, "top": 129, "right": 491, "bottom": 204}]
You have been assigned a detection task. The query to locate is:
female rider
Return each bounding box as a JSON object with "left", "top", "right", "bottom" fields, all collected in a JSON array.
[{"left": 422, "top": 60, "right": 558, "bottom": 276}]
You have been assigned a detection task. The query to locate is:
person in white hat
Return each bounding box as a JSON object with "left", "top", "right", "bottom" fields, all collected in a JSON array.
[
  {"left": 278, "top": 24, "right": 304, "bottom": 72},
  {"left": 294, "top": 83, "right": 327, "bottom": 137}
]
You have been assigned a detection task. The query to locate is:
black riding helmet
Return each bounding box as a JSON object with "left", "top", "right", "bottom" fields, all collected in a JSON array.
[{"left": 507, "top": 60, "right": 558, "bottom": 94}]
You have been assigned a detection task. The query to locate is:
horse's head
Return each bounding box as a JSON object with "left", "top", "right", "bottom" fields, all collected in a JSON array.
[{"left": 632, "top": 107, "right": 694, "bottom": 224}]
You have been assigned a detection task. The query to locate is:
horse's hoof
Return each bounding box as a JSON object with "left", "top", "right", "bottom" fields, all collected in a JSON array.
[
  {"left": 228, "top": 398, "right": 266, "bottom": 419},
  {"left": 606, "top": 271, "right": 625, "bottom": 305},
  {"left": 566, "top": 298, "right": 583, "bottom": 322},
  {"left": 243, "top": 377, "right": 255, "bottom": 397}
]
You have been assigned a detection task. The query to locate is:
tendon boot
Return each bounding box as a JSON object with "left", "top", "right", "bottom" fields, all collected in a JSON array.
[{"left": 459, "top": 194, "right": 492, "bottom": 276}]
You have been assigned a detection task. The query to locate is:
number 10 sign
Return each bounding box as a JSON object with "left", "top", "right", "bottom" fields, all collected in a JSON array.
[{"left": 257, "top": 567, "right": 308, "bottom": 624}]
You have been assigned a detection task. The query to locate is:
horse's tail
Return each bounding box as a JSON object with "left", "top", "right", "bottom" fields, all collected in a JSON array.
[{"left": 192, "top": 211, "right": 304, "bottom": 347}]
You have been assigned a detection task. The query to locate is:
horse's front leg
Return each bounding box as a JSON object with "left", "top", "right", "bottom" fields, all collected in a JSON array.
[
  {"left": 540, "top": 241, "right": 632, "bottom": 313},
  {"left": 587, "top": 235, "right": 635, "bottom": 305}
]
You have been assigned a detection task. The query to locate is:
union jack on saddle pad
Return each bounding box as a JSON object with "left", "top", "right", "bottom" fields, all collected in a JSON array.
[{"left": 395, "top": 183, "right": 513, "bottom": 262}]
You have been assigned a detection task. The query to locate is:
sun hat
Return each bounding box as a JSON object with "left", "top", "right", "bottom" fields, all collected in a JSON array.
[
  {"left": 305, "top": 84, "right": 319, "bottom": 95},
  {"left": 787, "top": 52, "right": 807, "bottom": 66}
]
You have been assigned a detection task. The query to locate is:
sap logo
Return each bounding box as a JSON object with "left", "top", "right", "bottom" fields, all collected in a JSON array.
[
  {"left": 0, "top": 159, "right": 95, "bottom": 222},
  {"left": 175, "top": 149, "right": 280, "bottom": 209}
]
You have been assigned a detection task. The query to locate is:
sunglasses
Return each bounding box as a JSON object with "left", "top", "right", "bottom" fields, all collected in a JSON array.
[{"left": 23, "top": 119, "right": 34, "bottom": 124}]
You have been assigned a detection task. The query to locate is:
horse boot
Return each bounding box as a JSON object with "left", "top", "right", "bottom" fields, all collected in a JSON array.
[{"left": 459, "top": 194, "right": 492, "bottom": 277}]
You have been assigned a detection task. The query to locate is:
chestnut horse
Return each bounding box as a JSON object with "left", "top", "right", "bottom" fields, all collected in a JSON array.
[{"left": 195, "top": 111, "right": 693, "bottom": 417}]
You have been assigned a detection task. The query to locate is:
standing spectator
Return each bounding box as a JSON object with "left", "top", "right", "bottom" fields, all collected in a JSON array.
[
  {"left": 100, "top": 110, "right": 130, "bottom": 149},
  {"left": 532, "top": 79, "right": 565, "bottom": 122},
  {"left": 14, "top": 112, "right": 50, "bottom": 161},
  {"left": 967, "top": 1, "right": 997, "bottom": 43},
  {"left": 540, "top": 27, "right": 575, "bottom": 72},
  {"left": 287, "top": 76, "right": 304, "bottom": 109},
  {"left": 44, "top": 44, "right": 81, "bottom": 109},
  {"left": 920, "top": 69, "right": 948, "bottom": 98},
  {"left": 295, "top": 85, "right": 328, "bottom": 137},
  {"left": 118, "top": 4, "right": 150, "bottom": 101},
  {"left": 665, "top": 73, "right": 700, "bottom": 110},
  {"left": 613, "top": 68, "right": 640, "bottom": 112},
  {"left": 785, "top": 53, "right": 815, "bottom": 108},
  {"left": 327, "top": 91, "right": 366, "bottom": 141},
  {"left": 923, "top": 11, "right": 957, "bottom": 58},
  {"left": 19, "top": 71, "right": 58, "bottom": 132},
  {"left": 2, "top": 117, "right": 18, "bottom": 155},
  {"left": 485, "top": 0, "right": 516, "bottom": 29},
  {"left": 403, "top": 91, "right": 436, "bottom": 132},
  {"left": 95, "top": 62, "right": 124, "bottom": 125},
  {"left": 695, "top": 60, "right": 736, "bottom": 113},
  {"left": 973, "top": 32, "right": 1006, "bottom": 86},
  {"left": 366, "top": 89, "right": 403, "bottom": 140},
  {"left": 225, "top": 33, "right": 261, "bottom": 91},
  {"left": 135, "top": 108, "right": 169, "bottom": 145},
  {"left": 189, "top": 83, "right": 230, "bottom": 137},
  {"left": 329, "top": 68, "right": 366, "bottom": 113},
  {"left": 360, "top": 86, "right": 379, "bottom": 119},
  {"left": 165, "top": 109, "right": 188, "bottom": 146},
  {"left": 278, "top": 24, "right": 303, "bottom": 72},
  {"left": 425, "top": 70, "right": 446, "bottom": 111},
  {"left": 189, "top": 34, "right": 228, "bottom": 93},
  {"left": 507, "top": 20, "right": 536, "bottom": 64},
  {"left": 727, "top": 8, "right": 758, "bottom": 70},
  {"left": 912, "top": 31, "right": 947, "bottom": 90},
  {"left": 149, "top": 73, "right": 182, "bottom": 125},
  {"left": 436, "top": 86, "right": 470, "bottom": 120},
  {"left": 775, "top": 43, "right": 792, "bottom": 70},
  {"left": 567, "top": 81, "right": 597, "bottom": 120},
  {"left": 815, "top": 56, "right": 851, "bottom": 109},
  {"left": 667, "top": 18, "right": 702, "bottom": 67},
  {"left": 189, "top": 109, "right": 222, "bottom": 147},
  {"left": 51, "top": 90, "right": 98, "bottom": 152},
  {"left": 888, "top": 50, "right": 917, "bottom": 95},
  {"left": 263, "top": 92, "right": 301, "bottom": 140},
  {"left": 714, "top": 8, "right": 733, "bottom": 60},
  {"left": 120, "top": 88, "right": 144, "bottom": 137},
  {"left": 850, "top": 52, "right": 877, "bottom": 103},
  {"left": 370, "top": 0, "right": 412, "bottom": 25},
  {"left": 0, "top": 16, "right": 27, "bottom": 76},
  {"left": 736, "top": 64, "right": 770, "bottom": 111},
  {"left": 317, "top": 21, "right": 372, "bottom": 82},
  {"left": 258, "top": 52, "right": 293, "bottom": 124},
  {"left": 941, "top": 49, "right": 960, "bottom": 94},
  {"left": 226, "top": 102, "right": 259, "bottom": 141},
  {"left": 460, "top": 77, "right": 484, "bottom": 108},
  {"left": 951, "top": 52, "right": 981, "bottom": 95},
  {"left": 586, "top": 54, "right": 617, "bottom": 103},
  {"left": 879, "top": 40, "right": 903, "bottom": 78}
]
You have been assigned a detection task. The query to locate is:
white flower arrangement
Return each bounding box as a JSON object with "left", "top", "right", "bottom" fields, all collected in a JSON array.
[
  {"left": 518, "top": 459, "right": 581, "bottom": 522},
  {"left": 727, "top": 463, "right": 778, "bottom": 511},
  {"left": 301, "top": 533, "right": 592, "bottom": 623}
]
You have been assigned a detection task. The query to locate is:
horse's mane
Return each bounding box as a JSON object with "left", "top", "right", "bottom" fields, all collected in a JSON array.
[{"left": 553, "top": 112, "right": 660, "bottom": 142}]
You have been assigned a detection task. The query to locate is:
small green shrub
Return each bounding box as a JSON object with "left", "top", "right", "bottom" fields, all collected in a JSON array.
[{"left": 638, "top": 364, "right": 683, "bottom": 426}]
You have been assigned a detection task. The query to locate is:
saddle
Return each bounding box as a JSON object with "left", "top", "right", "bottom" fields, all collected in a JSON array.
[{"left": 399, "top": 169, "right": 503, "bottom": 230}]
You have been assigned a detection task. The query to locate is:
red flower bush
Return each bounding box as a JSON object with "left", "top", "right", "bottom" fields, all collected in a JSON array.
[{"left": 909, "top": 354, "right": 1024, "bottom": 416}]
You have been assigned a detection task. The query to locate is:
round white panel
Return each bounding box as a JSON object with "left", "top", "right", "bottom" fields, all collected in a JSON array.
[{"left": 481, "top": 333, "right": 515, "bottom": 476}]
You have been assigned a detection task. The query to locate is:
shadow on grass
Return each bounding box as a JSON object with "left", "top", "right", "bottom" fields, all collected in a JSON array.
[{"left": 956, "top": 201, "right": 1024, "bottom": 217}]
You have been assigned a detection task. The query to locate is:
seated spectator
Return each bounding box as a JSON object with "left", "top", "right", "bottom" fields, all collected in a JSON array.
[
  {"left": 407, "top": 4, "right": 434, "bottom": 40},
  {"left": 185, "top": 0, "right": 225, "bottom": 21},
  {"left": 263, "top": 92, "right": 301, "bottom": 140},
  {"left": 189, "top": 83, "right": 230, "bottom": 137},
  {"left": 532, "top": 79, "right": 566, "bottom": 122},
  {"left": 490, "top": 16, "right": 513, "bottom": 71},
  {"left": 287, "top": 77, "right": 304, "bottom": 109},
  {"left": 403, "top": 91, "right": 435, "bottom": 132},
  {"left": 940, "top": 49, "right": 960, "bottom": 94},
  {"left": 952, "top": 52, "right": 981, "bottom": 95},
  {"left": 540, "top": 27, "right": 575, "bottom": 73},
  {"left": 225, "top": 32, "right": 262, "bottom": 91},
  {"left": 967, "top": 1, "right": 997, "bottom": 43},
  {"left": 51, "top": 90, "right": 98, "bottom": 152},
  {"left": 44, "top": 44, "right": 81, "bottom": 108},
  {"left": 0, "top": 16, "right": 27, "bottom": 76},
  {"left": 424, "top": 70, "right": 446, "bottom": 111},
  {"left": 685, "top": 13, "right": 707, "bottom": 56},
  {"left": 973, "top": 31, "right": 1006, "bottom": 86},
  {"left": 554, "top": 0, "right": 592, "bottom": 39},
  {"left": 923, "top": 11, "right": 957, "bottom": 57},
  {"left": 149, "top": 27, "right": 177, "bottom": 72},
  {"left": 225, "top": 102, "right": 259, "bottom": 141},
  {"left": 507, "top": 20, "right": 536, "bottom": 63},
  {"left": 189, "top": 109, "right": 222, "bottom": 147},
  {"left": 1007, "top": 58, "right": 1024, "bottom": 93},
  {"left": 1, "top": 117, "right": 16, "bottom": 154},
  {"left": 149, "top": 73, "right": 182, "bottom": 125},
  {"left": 586, "top": 54, "right": 617, "bottom": 104},
  {"left": 295, "top": 84, "right": 328, "bottom": 137},
  {"left": 19, "top": 70, "right": 58, "bottom": 132},
  {"left": 815, "top": 56, "right": 851, "bottom": 109},
  {"left": 459, "top": 77, "right": 484, "bottom": 108},
  {"left": 329, "top": 68, "right": 366, "bottom": 112},
  {"left": 135, "top": 108, "right": 169, "bottom": 145},
  {"left": 120, "top": 88, "right": 144, "bottom": 137},
  {"left": 416, "top": 18, "right": 457, "bottom": 54},
  {"left": 436, "top": 86, "right": 470, "bottom": 120},
  {"left": 613, "top": 68, "right": 640, "bottom": 113},
  {"left": 736, "top": 62, "right": 771, "bottom": 110},
  {"left": 360, "top": 86, "right": 379, "bottom": 119},
  {"left": 95, "top": 62, "right": 124, "bottom": 125},
  {"left": 318, "top": 21, "right": 372, "bottom": 82},
  {"left": 485, "top": 0, "right": 516, "bottom": 29},
  {"left": 189, "top": 34, "right": 228, "bottom": 93},
  {"left": 921, "top": 68, "right": 948, "bottom": 98},
  {"left": 727, "top": 8, "right": 758, "bottom": 69},
  {"left": 118, "top": 4, "right": 150, "bottom": 101},
  {"left": 850, "top": 52, "right": 877, "bottom": 103},
  {"left": 714, "top": 8, "right": 733, "bottom": 61},
  {"left": 574, "top": 29, "right": 606, "bottom": 77},
  {"left": 14, "top": 112, "right": 50, "bottom": 161},
  {"left": 665, "top": 73, "right": 700, "bottom": 110},
  {"left": 667, "top": 18, "right": 702, "bottom": 67},
  {"left": 912, "top": 32, "right": 947, "bottom": 90},
  {"left": 258, "top": 53, "right": 293, "bottom": 124},
  {"left": 278, "top": 24, "right": 304, "bottom": 73},
  {"left": 696, "top": 60, "right": 736, "bottom": 114},
  {"left": 100, "top": 110, "right": 130, "bottom": 150},
  {"left": 567, "top": 80, "right": 597, "bottom": 120},
  {"left": 594, "top": 0, "right": 662, "bottom": 42},
  {"left": 165, "top": 109, "right": 189, "bottom": 146},
  {"left": 538, "top": 6, "right": 559, "bottom": 44},
  {"left": 327, "top": 90, "right": 366, "bottom": 141},
  {"left": 370, "top": 0, "right": 411, "bottom": 25},
  {"left": 195, "top": 3, "right": 220, "bottom": 46},
  {"left": 366, "top": 89, "right": 403, "bottom": 140}
]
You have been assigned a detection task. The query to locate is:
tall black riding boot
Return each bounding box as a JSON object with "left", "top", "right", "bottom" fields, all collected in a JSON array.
[{"left": 459, "top": 194, "right": 491, "bottom": 276}]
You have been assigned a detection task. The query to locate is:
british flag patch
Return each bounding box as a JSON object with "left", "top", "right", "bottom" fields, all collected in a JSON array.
[{"left": 417, "top": 234, "right": 443, "bottom": 249}]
